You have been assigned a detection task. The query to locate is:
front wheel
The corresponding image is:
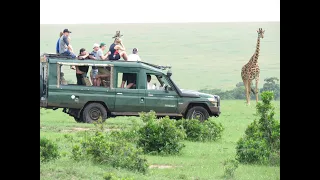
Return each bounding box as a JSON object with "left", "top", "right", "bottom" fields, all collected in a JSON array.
[
  {"left": 82, "top": 103, "right": 108, "bottom": 123},
  {"left": 186, "top": 106, "right": 210, "bottom": 122}
]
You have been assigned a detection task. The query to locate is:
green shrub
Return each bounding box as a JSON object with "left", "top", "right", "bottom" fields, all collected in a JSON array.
[
  {"left": 139, "top": 110, "right": 157, "bottom": 123},
  {"left": 40, "top": 137, "right": 60, "bottom": 162},
  {"left": 71, "top": 144, "right": 83, "bottom": 161},
  {"left": 109, "top": 142, "right": 149, "bottom": 173},
  {"left": 103, "top": 173, "right": 134, "bottom": 180},
  {"left": 137, "top": 114, "right": 186, "bottom": 155},
  {"left": 222, "top": 158, "right": 239, "bottom": 179},
  {"left": 71, "top": 132, "right": 148, "bottom": 173},
  {"left": 108, "top": 119, "right": 142, "bottom": 143},
  {"left": 236, "top": 91, "right": 280, "bottom": 165},
  {"left": 176, "top": 118, "right": 224, "bottom": 142},
  {"left": 236, "top": 137, "right": 270, "bottom": 164}
]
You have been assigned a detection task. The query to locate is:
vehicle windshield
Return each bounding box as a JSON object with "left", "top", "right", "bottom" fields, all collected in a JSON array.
[
  {"left": 156, "top": 75, "right": 170, "bottom": 87},
  {"left": 155, "top": 75, "right": 180, "bottom": 91}
]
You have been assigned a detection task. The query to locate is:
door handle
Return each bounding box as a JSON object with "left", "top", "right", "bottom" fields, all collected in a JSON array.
[
  {"left": 148, "top": 93, "right": 153, "bottom": 97},
  {"left": 117, "top": 93, "right": 123, "bottom": 95}
]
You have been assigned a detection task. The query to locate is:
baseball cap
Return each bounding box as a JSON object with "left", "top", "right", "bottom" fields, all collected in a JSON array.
[
  {"left": 63, "top": 29, "right": 72, "bottom": 33},
  {"left": 133, "top": 48, "right": 138, "bottom": 54},
  {"left": 79, "top": 48, "right": 86, "bottom": 54},
  {"left": 93, "top": 43, "right": 100, "bottom": 48},
  {"left": 100, "top": 42, "right": 106, "bottom": 47}
]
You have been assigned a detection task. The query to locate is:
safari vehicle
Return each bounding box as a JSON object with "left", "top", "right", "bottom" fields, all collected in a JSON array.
[{"left": 40, "top": 54, "right": 221, "bottom": 123}]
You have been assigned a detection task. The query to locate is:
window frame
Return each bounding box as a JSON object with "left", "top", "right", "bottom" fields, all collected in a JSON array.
[
  {"left": 145, "top": 73, "right": 176, "bottom": 91},
  {"left": 115, "top": 71, "right": 140, "bottom": 89},
  {"left": 56, "top": 62, "right": 114, "bottom": 88}
]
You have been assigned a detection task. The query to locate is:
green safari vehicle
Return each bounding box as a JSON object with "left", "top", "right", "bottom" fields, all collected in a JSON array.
[{"left": 40, "top": 54, "right": 221, "bottom": 123}]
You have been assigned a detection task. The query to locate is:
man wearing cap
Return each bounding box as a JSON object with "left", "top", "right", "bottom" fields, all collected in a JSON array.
[
  {"left": 96, "top": 43, "right": 110, "bottom": 85},
  {"left": 96, "top": 43, "right": 109, "bottom": 60},
  {"left": 127, "top": 48, "right": 142, "bottom": 61},
  {"left": 59, "top": 29, "right": 76, "bottom": 58}
]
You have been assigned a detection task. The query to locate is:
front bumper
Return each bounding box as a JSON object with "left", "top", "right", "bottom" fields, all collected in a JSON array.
[{"left": 209, "top": 106, "right": 221, "bottom": 117}]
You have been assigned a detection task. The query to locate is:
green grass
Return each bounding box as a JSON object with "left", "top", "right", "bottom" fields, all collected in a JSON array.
[
  {"left": 40, "top": 22, "right": 280, "bottom": 90},
  {"left": 40, "top": 100, "right": 280, "bottom": 180}
]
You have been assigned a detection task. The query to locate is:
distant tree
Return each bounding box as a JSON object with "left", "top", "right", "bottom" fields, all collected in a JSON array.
[
  {"left": 199, "top": 77, "right": 280, "bottom": 100},
  {"left": 260, "top": 77, "right": 280, "bottom": 100}
]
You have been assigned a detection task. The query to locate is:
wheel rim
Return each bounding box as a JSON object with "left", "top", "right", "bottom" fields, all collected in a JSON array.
[
  {"left": 88, "top": 108, "right": 102, "bottom": 121},
  {"left": 191, "top": 110, "right": 205, "bottom": 122}
]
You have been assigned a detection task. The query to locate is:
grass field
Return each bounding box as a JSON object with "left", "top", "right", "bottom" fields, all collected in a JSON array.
[
  {"left": 40, "top": 100, "right": 280, "bottom": 180},
  {"left": 40, "top": 22, "right": 280, "bottom": 90}
]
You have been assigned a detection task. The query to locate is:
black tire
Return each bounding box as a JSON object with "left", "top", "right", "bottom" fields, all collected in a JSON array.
[
  {"left": 186, "top": 106, "right": 210, "bottom": 122},
  {"left": 82, "top": 103, "right": 108, "bottom": 123},
  {"left": 74, "top": 117, "right": 83, "bottom": 123}
]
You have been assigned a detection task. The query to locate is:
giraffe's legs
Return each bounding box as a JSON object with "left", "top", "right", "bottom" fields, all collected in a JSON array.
[
  {"left": 247, "top": 80, "right": 251, "bottom": 105},
  {"left": 243, "top": 79, "right": 250, "bottom": 105},
  {"left": 255, "top": 77, "right": 259, "bottom": 102}
]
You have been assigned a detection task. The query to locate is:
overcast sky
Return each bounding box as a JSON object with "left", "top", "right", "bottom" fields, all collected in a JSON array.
[{"left": 40, "top": 0, "right": 280, "bottom": 24}]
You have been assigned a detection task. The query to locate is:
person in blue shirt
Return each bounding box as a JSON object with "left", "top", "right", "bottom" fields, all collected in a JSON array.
[
  {"left": 59, "top": 29, "right": 76, "bottom": 59},
  {"left": 56, "top": 32, "right": 63, "bottom": 54}
]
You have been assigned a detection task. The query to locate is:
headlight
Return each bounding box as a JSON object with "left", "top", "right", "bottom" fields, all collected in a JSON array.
[{"left": 207, "top": 98, "right": 216, "bottom": 102}]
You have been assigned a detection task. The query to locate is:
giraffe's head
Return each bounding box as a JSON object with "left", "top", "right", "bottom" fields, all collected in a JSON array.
[{"left": 257, "top": 28, "right": 265, "bottom": 39}]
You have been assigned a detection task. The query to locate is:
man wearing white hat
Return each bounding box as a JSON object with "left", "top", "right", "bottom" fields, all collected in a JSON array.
[{"left": 89, "top": 43, "right": 100, "bottom": 86}]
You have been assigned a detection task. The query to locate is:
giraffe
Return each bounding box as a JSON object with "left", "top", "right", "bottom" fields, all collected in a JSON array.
[{"left": 241, "top": 28, "right": 265, "bottom": 105}]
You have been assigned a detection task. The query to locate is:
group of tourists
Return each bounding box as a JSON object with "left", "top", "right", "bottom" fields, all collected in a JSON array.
[{"left": 56, "top": 28, "right": 142, "bottom": 87}]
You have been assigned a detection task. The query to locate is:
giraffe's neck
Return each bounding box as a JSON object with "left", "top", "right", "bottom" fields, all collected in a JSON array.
[{"left": 249, "top": 37, "right": 260, "bottom": 65}]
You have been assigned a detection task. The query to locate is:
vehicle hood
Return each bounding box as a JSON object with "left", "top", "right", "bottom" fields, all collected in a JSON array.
[{"left": 180, "top": 89, "right": 216, "bottom": 98}]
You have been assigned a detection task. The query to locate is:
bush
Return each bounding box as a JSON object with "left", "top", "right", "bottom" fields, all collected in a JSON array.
[
  {"left": 108, "top": 119, "right": 142, "bottom": 143},
  {"left": 40, "top": 137, "right": 60, "bottom": 162},
  {"left": 236, "top": 91, "right": 280, "bottom": 165},
  {"left": 222, "top": 158, "right": 239, "bottom": 179},
  {"left": 103, "top": 173, "right": 134, "bottom": 180},
  {"left": 71, "top": 132, "right": 148, "bottom": 174},
  {"left": 137, "top": 112, "right": 186, "bottom": 155},
  {"left": 176, "top": 118, "right": 224, "bottom": 142}
]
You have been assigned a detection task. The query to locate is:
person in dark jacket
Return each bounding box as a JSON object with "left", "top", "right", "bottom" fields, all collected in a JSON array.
[{"left": 107, "top": 38, "right": 128, "bottom": 61}]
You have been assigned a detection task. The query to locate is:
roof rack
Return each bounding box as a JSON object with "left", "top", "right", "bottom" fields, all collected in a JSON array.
[
  {"left": 40, "top": 53, "right": 75, "bottom": 59},
  {"left": 139, "top": 61, "right": 171, "bottom": 70}
]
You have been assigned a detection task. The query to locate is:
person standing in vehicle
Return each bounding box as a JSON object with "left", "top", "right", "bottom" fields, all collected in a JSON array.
[
  {"left": 120, "top": 48, "right": 141, "bottom": 88},
  {"left": 127, "top": 48, "right": 141, "bottom": 61},
  {"left": 76, "top": 48, "right": 90, "bottom": 85},
  {"left": 108, "top": 38, "right": 128, "bottom": 61},
  {"left": 89, "top": 44, "right": 100, "bottom": 86},
  {"left": 96, "top": 43, "right": 110, "bottom": 86}
]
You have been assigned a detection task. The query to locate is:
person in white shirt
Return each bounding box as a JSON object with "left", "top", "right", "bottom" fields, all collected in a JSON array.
[
  {"left": 127, "top": 48, "right": 141, "bottom": 61},
  {"left": 147, "top": 75, "right": 156, "bottom": 89},
  {"left": 120, "top": 48, "right": 141, "bottom": 88}
]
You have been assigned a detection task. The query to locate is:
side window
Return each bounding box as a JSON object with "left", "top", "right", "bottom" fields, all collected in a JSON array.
[
  {"left": 116, "top": 72, "right": 138, "bottom": 89},
  {"left": 146, "top": 74, "right": 173, "bottom": 91},
  {"left": 59, "top": 64, "right": 111, "bottom": 88}
]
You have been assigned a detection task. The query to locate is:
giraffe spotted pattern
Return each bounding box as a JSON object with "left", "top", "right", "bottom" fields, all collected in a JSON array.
[{"left": 241, "top": 28, "right": 265, "bottom": 105}]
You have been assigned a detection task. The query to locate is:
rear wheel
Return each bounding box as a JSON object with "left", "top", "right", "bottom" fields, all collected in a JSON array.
[
  {"left": 186, "top": 106, "right": 210, "bottom": 122},
  {"left": 82, "top": 103, "right": 108, "bottom": 123}
]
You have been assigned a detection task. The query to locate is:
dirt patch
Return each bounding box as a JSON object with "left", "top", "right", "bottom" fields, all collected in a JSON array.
[
  {"left": 61, "top": 127, "right": 92, "bottom": 132},
  {"left": 149, "top": 164, "right": 180, "bottom": 169},
  {"left": 61, "top": 127, "right": 121, "bottom": 133},
  {"left": 72, "top": 127, "right": 91, "bottom": 131}
]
